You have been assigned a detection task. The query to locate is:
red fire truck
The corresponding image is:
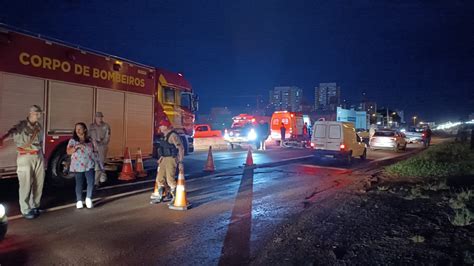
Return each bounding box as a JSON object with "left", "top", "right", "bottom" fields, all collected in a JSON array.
[
  {"left": 0, "top": 24, "right": 197, "bottom": 186},
  {"left": 223, "top": 114, "right": 269, "bottom": 149}
]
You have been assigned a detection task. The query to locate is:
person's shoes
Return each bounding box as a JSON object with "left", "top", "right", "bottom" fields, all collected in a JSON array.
[
  {"left": 150, "top": 192, "right": 161, "bottom": 200},
  {"left": 76, "top": 201, "right": 83, "bottom": 209},
  {"left": 32, "top": 208, "right": 41, "bottom": 216},
  {"left": 85, "top": 198, "right": 93, "bottom": 209},
  {"left": 23, "top": 211, "right": 37, "bottom": 220},
  {"left": 163, "top": 192, "right": 173, "bottom": 202},
  {"left": 168, "top": 188, "right": 176, "bottom": 206},
  {"left": 150, "top": 198, "right": 162, "bottom": 204}
]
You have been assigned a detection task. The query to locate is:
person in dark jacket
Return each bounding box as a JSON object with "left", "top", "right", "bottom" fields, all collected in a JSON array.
[
  {"left": 423, "top": 126, "right": 432, "bottom": 147},
  {"left": 256, "top": 120, "right": 269, "bottom": 150},
  {"left": 280, "top": 123, "right": 286, "bottom": 147},
  {"left": 302, "top": 122, "right": 309, "bottom": 140}
]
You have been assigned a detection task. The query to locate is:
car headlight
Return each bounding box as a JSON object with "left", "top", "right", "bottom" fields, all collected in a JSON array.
[
  {"left": 0, "top": 204, "right": 5, "bottom": 219},
  {"left": 0, "top": 204, "right": 7, "bottom": 241},
  {"left": 224, "top": 133, "right": 230, "bottom": 140},
  {"left": 0, "top": 204, "right": 6, "bottom": 223},
  {"left": 248, "top": 129, "right": 257, "bottom": 141}
]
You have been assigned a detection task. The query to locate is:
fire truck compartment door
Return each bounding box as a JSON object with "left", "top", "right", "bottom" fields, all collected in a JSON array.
[
  {"left": 125, "top": 93, "right": 153, "bottom": 156},
  {"left": 96, "top": 89, "right": 125, "bottom": 158},
  {"left": 48, "top": 81, "right": 93, "bottom": 133},
  {"left": 0, "top": 73, "right": 45, "bottom": 170}
]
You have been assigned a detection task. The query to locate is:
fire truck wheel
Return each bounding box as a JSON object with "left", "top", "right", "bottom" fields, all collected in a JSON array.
[{"left": 47, "top": 145, "right": 74, "bottom": 187}]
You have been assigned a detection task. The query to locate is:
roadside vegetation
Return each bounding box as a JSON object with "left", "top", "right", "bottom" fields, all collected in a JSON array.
[{"left": 385, "top": 142, "right": 474, "bottom": 178}]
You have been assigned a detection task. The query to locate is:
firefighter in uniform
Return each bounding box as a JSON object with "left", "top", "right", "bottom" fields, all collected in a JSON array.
[
  {"left": 89, "top": 112, "right": 111, "bottom": 185},
  {"left": 0, "top": 105, "right": 45, "bottom": 219},
  {"left": 151, "top": 120, "right": 184, "bottom": 204}
]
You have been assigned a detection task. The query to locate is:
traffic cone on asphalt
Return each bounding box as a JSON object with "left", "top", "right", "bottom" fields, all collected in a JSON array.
[
  {"left": 118, "top": 147, "right": 135, "bottom": 181},
  {"left": 135, "top": 148, "right": 148, "bottom": 178},
  {"left": 169, "top": 168, "right": 191, "bottom": 211},
  {"left": 204, "top": 146, "right": 215, "bottom": 172},
  {"left": 244, "top": 146, "right": 256, "bottom": 168},
  {"left": 150, "top": 166, "right": 161, "bottom": 200}
]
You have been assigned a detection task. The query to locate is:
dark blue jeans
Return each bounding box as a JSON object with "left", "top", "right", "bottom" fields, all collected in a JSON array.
[{"left": 75, "top": 169, "right": 95, "bottom": 201}]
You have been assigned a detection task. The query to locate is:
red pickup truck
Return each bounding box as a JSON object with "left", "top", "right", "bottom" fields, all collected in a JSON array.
[{"left": 194, "top": 124, "right": 222, "bottom": 138}]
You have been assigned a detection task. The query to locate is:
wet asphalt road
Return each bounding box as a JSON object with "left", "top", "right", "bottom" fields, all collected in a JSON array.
[
  {"left": 0, "top": 143, "right": 426, "bottom": 265},
  {"left": 0, "top": 146, "right": 314, "bottom": 217}
]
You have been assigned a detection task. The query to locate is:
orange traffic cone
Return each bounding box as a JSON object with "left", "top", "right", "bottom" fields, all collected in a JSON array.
[
  {"left": 204, "top": 146, "right": 215, "bottom": 172},
  {"left": 244, "top": 146, "right": 256, "bottom": 168},
  {"left": 135, "top": 148, "right": 147, "bottom": 178},
  {"left": 169, "top": 168, "right": 191, "bottom": 211},
  {"left": 119, "top": 147, "right": 135, "bottom": 181},
  {"left": 150, "top": 166, "right": 161, "bottom": 200}
]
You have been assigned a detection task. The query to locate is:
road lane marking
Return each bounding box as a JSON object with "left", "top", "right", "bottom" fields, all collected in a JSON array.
[
  {"left": 299, "top": 164, "right": 349, "bottom": 171},
  {"left": 255, "top": 155, "right": 314, "bottom": 168}
]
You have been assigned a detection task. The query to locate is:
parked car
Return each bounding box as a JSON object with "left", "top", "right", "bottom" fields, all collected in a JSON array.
[
  {"left": 370, "top": 130, "right": 407, "bottom": 152},
  {"left": 193, "top": 124, "right": 222, "bottom": 138},
  {"left": 402, "top": 128, "right": 424, "bottom": 143},
  {"left": 311, "top": 121, "right": 367, "bottom": 164}
]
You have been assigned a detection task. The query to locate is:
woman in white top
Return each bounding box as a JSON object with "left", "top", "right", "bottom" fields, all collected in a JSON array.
[{"left": 66, "top": 122, "right": 97, "bottom": 209}]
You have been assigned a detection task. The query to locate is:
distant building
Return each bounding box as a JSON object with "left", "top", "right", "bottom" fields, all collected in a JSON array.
[
  {"left": 301, "top": 103, "right": 314, "bottom": 113},
  {"left": 269, "top": 86, "right": 303, "bottom": 112},
  {"left": 359, "top": 101, "right": 377, "bottom": 125},
  {"left": 336, "top": 107, "right": 368, "bottom": 130},
  {"left": 315, "top": 83, "right": 340, "bottom": 111},
  {"left": 359, "top": 101, "right": 377, "bottom": 114}
]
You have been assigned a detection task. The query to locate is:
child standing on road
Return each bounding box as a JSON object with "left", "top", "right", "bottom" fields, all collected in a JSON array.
[{"left": 67, "top": 122, "right": 97, "bottom": 209}]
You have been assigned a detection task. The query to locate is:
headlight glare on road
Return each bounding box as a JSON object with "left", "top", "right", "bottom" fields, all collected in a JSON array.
[
  {"left": 0, "top": 204, "right": 6, "bottom": 220},
  {"left": 248, "top": 129, "right": 257, "bottom": 141}
]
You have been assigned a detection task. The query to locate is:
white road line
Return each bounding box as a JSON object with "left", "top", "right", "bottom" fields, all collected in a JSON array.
[
  {"left": 257, "top": 155, "right": 314, "bottom": 168},
  {"left": 299, "top": 164, "right": 349, "bottom": 171}
]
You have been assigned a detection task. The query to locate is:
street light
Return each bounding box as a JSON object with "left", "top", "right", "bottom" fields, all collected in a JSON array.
[{"left": 413, "top": 116, "right": 417, "bottom": 126}]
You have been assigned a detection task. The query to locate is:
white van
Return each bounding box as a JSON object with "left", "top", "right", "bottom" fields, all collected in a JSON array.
[{"left": 311, "top": 121, "right": 367, "bottom": 163}]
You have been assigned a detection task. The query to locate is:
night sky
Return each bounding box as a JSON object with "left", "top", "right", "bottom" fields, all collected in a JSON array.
[{"left": 1, "top": 0, "right": 473, "bottom": 122}]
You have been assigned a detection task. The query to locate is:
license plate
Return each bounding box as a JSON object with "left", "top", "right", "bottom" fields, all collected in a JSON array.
[{"left": 324, "top": 155, "right": 334, "bottom": 158}]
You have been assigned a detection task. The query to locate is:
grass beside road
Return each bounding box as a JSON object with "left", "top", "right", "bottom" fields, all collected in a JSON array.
[{"left": 385, "top": 142, "right": 474, "bottom": 178}]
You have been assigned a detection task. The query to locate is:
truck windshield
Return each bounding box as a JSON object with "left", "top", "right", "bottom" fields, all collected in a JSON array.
[
  {"left": 164, "top": 87, "right": 175, "bottom": 104},
  {"left": 181, "top": 92, "right": 192, "bottom": 110}
]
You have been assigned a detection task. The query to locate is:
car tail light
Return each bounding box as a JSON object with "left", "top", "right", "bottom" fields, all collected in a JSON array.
[
  {"left": 310, "top": 142, "right": 315, "bottom": 148},
  {"left": 340, "top": 144, "right": 345, "bottom": 150}
]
